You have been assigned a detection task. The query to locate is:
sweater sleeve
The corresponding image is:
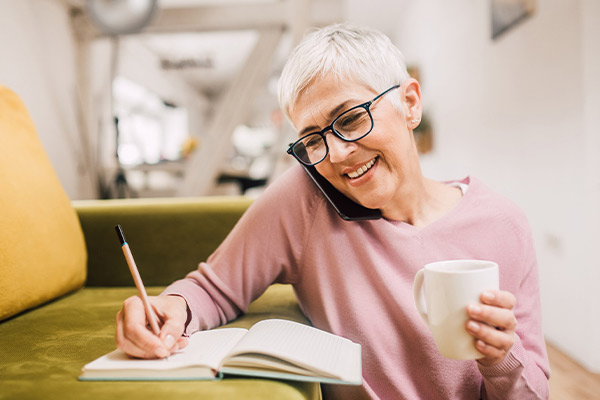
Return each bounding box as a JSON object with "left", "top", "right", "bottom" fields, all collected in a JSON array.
[
  {"left": 478, "top": 211, "right": 550, "bottom": 399},
  {"left": 161, "top": 166, "right": 320, "bottom": 334}
]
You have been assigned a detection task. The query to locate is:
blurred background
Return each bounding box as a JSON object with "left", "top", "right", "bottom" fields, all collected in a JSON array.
[{"left": 1, "top": 0, "right": 599, "bottom": 385}]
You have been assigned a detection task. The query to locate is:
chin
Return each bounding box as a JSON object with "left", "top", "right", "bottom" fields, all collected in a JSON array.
[
  {"left": 350, "top": 194, "right": 383, "bottom": 210},
  {"left": 352, "top": 187, "right": 397, "bottom": 210},
  {"left": 336, "top": 178, "right": 388, "bottom": 210}
]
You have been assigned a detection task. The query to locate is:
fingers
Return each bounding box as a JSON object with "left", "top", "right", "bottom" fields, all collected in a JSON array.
[
  {"left": 115, "top": 295, "right": 188, "bottom": 359},
  {"left": 465, "top": 290, "right": 518, "bottom": 366},
  {"left": 466, "top": 319, "right": 515, "bottom": 352},
  {"left": 157, "top": 295, "right": 188, "bottom": 345},
  {"left": 467, "top": 320, "right": 515, "bottom": 366},
  {"left": 157, "top": 314, "right": 188, "bottom": 354},
  {"left": 474, "top": 336, "right": 513, "bottom": 363},
  {"left": 116, "top": 297, "right": 165, "bottom": 358},
  {"left": 480, "top": 290, "right": 516, "bottom": 310},
  {"left": 467, "top": 302, "right": 517, "bottom": 332},
  {"left": 177, "top": 336, "right": 189, "bottom": 349}
]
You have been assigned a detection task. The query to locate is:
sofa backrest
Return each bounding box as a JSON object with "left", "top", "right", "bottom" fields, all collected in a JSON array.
[
  {"left": 0, "top": 86, "right": 87, "bottom": 322},
  {"left": 74, "top": 197, "right": 254, "bottom": 287}
]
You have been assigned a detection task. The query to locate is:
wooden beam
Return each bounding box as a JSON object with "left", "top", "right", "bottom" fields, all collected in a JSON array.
[
  {"left": 74, "top": 2, "right": 288, "bottom": 38},
  {"left": 179, "top": 27, "right": 284, "bottom": 196},
  {"left": 148, "top": 3, "right": 287, "bottom": 33},
  {"left": 70, "top": 0, "right": 344, "bottom": 39}
]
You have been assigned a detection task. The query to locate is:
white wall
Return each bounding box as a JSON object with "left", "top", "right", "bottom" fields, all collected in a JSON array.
[
  {"left": 581, "top": 0, "right": 600, "bottom": 370},
  {"left": 394, "top": 0, "right": 600, "bottom": 372},
  {"left": 0, "top": 0, "right": 93, "bottom": 199}
]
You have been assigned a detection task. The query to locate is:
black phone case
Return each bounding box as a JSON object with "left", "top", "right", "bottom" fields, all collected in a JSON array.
[{"left": 301, "top": 164, "right": 382, "bottom": 221}]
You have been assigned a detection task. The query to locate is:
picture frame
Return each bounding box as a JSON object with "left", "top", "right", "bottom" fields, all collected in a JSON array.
[{"left": 491, "top": 0, "right": 536, "bottom": 39}]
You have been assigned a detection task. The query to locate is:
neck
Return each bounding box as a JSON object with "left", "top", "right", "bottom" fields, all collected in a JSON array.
[{"left": 380, "top": 177, "right": 462, "bottom": 227}]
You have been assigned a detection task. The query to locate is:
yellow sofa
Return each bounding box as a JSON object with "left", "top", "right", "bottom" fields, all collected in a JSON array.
[{"left": 0, "top": 86, "right": 319, "bottom": 400}]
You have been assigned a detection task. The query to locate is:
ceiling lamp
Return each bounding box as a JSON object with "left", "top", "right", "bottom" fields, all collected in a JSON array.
[{"left": 86, "top": 0, "right": 158, "bottom": 35}]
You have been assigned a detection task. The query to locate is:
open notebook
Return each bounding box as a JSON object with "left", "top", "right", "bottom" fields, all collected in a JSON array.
[{"left": 80, "top": 319, "right": 362, "bottom": 385}]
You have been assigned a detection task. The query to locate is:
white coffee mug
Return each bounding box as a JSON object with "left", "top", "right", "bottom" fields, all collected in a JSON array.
[{"left": 413, "top": 260, "right": 499, "bottom": 360}]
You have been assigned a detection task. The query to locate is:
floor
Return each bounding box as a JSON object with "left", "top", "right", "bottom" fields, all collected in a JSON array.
[{"left": 547, "top": 341, "right": 600, "bottom": 399}]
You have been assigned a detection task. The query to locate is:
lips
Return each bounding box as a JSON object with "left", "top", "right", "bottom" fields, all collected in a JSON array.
[{"left": 345, "top": 157, "right": 377, "bottom": 179}]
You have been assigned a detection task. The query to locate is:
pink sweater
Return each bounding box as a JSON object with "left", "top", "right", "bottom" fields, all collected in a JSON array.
[{"left": 164, "top": 165, "right": 550, "bottom": 399}]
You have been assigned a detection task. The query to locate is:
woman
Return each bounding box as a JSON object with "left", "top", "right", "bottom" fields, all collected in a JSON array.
[{"left": 116, "top": 24, "right": 550, "bottom": 399}]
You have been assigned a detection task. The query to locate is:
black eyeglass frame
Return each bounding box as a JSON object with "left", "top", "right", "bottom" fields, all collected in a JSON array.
[{"left": 286, "top": 84, "right": 401, "bottom": 166}]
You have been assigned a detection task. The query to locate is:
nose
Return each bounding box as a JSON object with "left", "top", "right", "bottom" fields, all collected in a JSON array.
[{"left": 325, "top": 134, "right": 357, "bottom": 164}]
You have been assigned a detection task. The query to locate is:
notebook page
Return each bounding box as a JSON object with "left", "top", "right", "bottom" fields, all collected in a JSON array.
[
  {"left": 225, "top": 319, "right": 361, "bottom": 382},
  {"left": 84, "top": 328, "right": 247, "bottom": 372}
]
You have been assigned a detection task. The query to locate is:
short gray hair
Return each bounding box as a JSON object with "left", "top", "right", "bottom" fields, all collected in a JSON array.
[{"left": 277, "top": 23, "right": 410, "bottom": 122}]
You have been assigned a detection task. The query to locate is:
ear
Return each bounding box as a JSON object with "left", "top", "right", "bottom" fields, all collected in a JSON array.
[{"left": 402, "top": 78, "right": 422, "bottom": 129}]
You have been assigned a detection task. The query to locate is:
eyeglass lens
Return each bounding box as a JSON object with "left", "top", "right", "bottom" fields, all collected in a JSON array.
[{"left": 293, "top": 106, "right": 373, "bottom": 164}]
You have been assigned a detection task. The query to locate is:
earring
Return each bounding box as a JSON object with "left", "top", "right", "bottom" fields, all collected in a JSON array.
[{"left": 410, "top": 118, "right": 421, "bottom": 124}]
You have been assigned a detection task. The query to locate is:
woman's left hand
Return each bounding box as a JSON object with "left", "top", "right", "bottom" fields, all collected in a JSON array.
[{"left": 466, "top": 289, "right": 518, "bottom": 367}]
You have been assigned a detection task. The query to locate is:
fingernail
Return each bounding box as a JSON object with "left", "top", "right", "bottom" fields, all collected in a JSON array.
[
  {"left": 482, "top": 291, "right": 495, "bottom": 301},
  {"left": 468, "top": 321, "right": 480, "bottom": 332},
  {"left": 164, "top": 334, "right": 175, "bottom": 348},
  {"left": 155, "top": 347, "right": 169, "bottom": 358},
  {"left": 468, "top": 304, "right": 481, "bottom": 314}
]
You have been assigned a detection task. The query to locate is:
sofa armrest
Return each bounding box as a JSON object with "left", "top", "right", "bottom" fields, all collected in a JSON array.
[{"left": 73, "top": 197, "right": 253, "bottom": 287}]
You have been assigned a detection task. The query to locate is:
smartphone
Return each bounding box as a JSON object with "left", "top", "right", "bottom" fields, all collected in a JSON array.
[{"left": 301, "top": 164, "right": 382, "bottom": 221}]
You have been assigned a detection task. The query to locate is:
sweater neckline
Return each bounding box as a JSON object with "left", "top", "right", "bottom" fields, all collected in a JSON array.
[{"left": 381, "top": 176, "right": 474, "bottom": 232}]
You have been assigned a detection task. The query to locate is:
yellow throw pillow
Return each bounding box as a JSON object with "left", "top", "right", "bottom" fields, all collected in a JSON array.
[{"left": 0, "top": 86, "right": 87, "bottom": 321}]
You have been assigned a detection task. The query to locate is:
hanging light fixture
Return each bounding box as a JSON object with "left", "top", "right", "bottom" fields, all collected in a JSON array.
[{"left": 86, "top": 0, "right": 158, "bottom": 35}]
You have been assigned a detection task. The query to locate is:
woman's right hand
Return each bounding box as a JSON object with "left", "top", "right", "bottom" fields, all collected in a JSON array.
[{"left": 116, "top": 294, "right": 189, "bottom": 359}]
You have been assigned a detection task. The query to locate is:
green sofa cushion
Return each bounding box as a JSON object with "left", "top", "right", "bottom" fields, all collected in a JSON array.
[
  {"left": 73, "top": 197, "right": 253, "bottom": 287},
  {"left": 0, "top": 86, "right": 86, "bottom": 322},
  {"left": 0, "top": 284, "right": 319, "bottom": 400}
]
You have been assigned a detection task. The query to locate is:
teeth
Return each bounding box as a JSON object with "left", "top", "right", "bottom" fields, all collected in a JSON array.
[{"left": 347, "top": 158, "right": 376, "bottom": 179}]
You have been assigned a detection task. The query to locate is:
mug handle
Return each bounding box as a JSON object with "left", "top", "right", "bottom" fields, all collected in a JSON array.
[{"left": 413, "top": 269, "right": 429, "bottom": 326}]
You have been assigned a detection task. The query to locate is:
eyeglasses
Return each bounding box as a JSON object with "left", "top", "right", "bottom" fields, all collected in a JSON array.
[{"left": 287, "top": 84, "right": 400, "bottom": 166}]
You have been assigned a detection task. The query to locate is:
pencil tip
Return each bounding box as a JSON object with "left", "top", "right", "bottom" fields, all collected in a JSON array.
[{"left": 115, "top": 225, "right": 126, "bottom": 245}]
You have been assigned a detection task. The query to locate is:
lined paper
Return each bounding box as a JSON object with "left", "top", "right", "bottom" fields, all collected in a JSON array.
[{"left": 225, "top": 319, "right": 361, "bottom": 382}]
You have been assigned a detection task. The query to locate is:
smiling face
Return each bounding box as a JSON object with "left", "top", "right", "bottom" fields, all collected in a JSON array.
[{"left": 289, "top": 75, "right": 424, "bottom": 217}]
